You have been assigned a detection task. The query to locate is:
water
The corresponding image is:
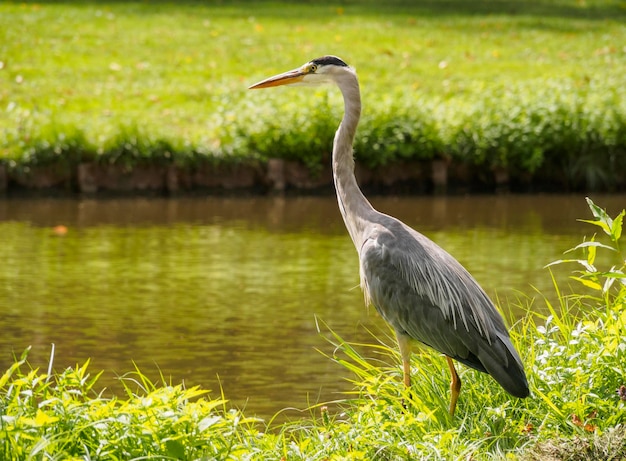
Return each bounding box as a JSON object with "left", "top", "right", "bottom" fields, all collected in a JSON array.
[{"left": 0, "top": 194, "right": 623, "bottom": 421}]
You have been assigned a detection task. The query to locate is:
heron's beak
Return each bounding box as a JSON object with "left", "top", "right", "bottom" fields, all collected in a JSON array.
[{"left": 249, "top": 68, "right": 305, "bottom": 89}]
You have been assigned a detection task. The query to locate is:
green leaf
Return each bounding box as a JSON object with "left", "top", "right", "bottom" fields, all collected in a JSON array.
[
  {"left": 585, "top": 197, "right": 608, "bottom": 222},
  {"left": 587, "top": 243, "right": 596, "bottom": 266},
  {"left": 0, "top": 360, "right": 23, "bottom": 390},
  {"left": 598, "top": 270, "right": 626, "bottom": 279},
  {"left": 34, "top": 409, "right": 59, "bottom": 426},
  {"left": 166, "top": 439, "right": 185, "bottom": 459},
  {"left": 578, "top": 219, "right": 611, "bottom": 236},
  {"left": 20, "top": 345, "right": 32, "bottom": 362},
  {"left": 545, "top": 258, "right": 596, "bottom": 271},
  {"left": 611, "top": 210, "right": 624, "bottom": 241},
  {"left": 570, "top": 276, "right": 602, "bottom": 291},
  {"left": 198, "top": 415, "right": 222, "bottom": 432},
  {"left": 584, "top": 197, "right": 613, "bottom": 236},
  {"left": 567, "top": 241, "right": 616, "bottom": 253},
  {"left": 603, "top": 276, "right": 616, "bottom": 293}
]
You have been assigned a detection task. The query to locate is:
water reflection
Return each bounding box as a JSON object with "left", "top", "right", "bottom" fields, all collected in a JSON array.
[{"left": 0, "top": 194, "right": 623, "bottom": 420}]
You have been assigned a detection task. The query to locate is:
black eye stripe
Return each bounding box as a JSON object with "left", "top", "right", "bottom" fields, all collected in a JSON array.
[{"left": 311, "top": 56, "right": 348, "bottom": 67}]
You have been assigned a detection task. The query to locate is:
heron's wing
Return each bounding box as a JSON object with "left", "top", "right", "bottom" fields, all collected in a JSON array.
[{"left": 359, "top": 216, "right": 528, "bottom": 398}]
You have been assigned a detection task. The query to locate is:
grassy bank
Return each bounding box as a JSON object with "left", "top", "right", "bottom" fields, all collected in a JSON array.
[
  {"left": 1, "top": 1, "right": 626, "bottom": 192},
  {"left": 1, "top": 198, "right": 625, "bottom": 459}
]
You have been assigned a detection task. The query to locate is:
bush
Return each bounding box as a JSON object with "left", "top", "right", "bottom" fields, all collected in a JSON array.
[{"left": 0, "top": 357, "right": 260, "bottom": 459}]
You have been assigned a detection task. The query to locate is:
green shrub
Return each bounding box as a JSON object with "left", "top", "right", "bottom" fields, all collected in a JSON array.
[
  {"left": 349, "top": 94, "right": 443, "bottom": 166},
  {"left": 1, "top": 123, "right": 95, "bottom": 174},
  {"left": 0, "top": 355, "right": 259, "bottom": 460},
  {"left": 96, "top": 125, "right": 177, "bottom": 168},
  {"left": 239, "top": 92, "right": 338, "bottom": 172}
]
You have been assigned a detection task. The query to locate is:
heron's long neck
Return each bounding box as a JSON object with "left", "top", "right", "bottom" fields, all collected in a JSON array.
[{"left": 333, "top": 73, "right": 375, "bottom": 250}]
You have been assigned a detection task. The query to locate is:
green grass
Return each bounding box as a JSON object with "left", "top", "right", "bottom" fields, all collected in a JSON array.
[
  {"left": 1, "top": 198, "right": 625, "bottom": 459},
  {"left": 0, "top": 355, "right": 262, "bottom": 459},
  {"left": 1, "top": 1, "right": 626, "bottom": 188}
]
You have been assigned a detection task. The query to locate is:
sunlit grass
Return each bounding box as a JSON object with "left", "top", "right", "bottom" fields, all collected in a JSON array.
[
  {"left": 1, "top": 1, "right": 625, "bottom": 185},
  {"left": 0, "top": 351, "right": 262, "bottom": 459},
  {"left": 1, "top": 198, "right": 625, "bottom": 459}
]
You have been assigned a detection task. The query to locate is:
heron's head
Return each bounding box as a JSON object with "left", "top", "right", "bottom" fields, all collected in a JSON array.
[{"left": 249, "top": 55, "right": 351, "bottom": 89}]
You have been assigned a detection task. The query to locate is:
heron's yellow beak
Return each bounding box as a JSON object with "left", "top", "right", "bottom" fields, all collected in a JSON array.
[{"left": 249, "top": 68, "right": 305, "bottom": 89}]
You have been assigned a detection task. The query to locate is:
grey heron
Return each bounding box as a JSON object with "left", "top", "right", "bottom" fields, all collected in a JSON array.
[{"left": 249, "top": 56, "right": 529, "bottom": 415}]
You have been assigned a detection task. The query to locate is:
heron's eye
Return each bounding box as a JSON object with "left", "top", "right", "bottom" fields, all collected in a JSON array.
[{"left": 307, "top": 63, "right": 318, "bottom": 73}]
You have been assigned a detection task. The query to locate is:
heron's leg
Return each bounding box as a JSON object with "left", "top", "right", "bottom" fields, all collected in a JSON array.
[
  {"left": 446, "top": 356, "right": 461, "bottom": 416},
  {"left": 396, "top": 332, "right": 412, "bottom": 388}
]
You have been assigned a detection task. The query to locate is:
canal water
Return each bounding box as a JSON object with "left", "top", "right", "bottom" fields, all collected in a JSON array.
[{"left": 0, "top": 194, "right": 623, "bottom": 421}]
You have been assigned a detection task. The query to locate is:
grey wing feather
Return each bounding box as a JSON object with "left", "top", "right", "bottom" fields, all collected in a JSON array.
[{"left": 358, "top": 215, "right": 529, "bottom": 398}]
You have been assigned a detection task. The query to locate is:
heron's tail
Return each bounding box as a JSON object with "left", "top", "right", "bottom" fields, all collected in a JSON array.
[{"left": 480, "top": 332, "right": 530, "bottom": 398}]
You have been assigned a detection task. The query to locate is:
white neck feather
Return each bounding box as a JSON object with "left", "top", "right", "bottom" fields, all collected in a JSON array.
[{"left": 332, "top": 69, "right": 375, "bottom": 250}]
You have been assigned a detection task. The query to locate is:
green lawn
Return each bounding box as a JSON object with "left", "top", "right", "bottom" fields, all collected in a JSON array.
[{"left": 1, "top": 1, "right": 625, "bottom": 188}]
